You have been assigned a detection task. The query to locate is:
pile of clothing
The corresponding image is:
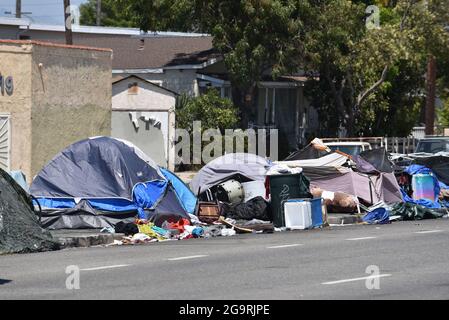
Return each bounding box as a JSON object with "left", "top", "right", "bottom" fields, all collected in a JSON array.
[{"left": 111, "top": 213, "right": 243, "bottom": 245}]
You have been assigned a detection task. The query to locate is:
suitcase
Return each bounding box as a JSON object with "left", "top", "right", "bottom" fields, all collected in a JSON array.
[{"left": 197, "top": 201, "right": 221, "bottom": 224}]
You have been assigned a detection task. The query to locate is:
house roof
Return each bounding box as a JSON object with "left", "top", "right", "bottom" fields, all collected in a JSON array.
[
  {"left": 84, "top": 36, "right": 214, "bottom": 69},
  {"left": 0, "top": 39, "right": 113, "bottom": 52},
  {"left": 112, "top": 74, "right": 179, "bottom": 96},
  {"left": 20, "top": 33, "right": 214, "bottom": 69},
  {"left": 0, "top": 19, "right": 214, "bottom": 69}
]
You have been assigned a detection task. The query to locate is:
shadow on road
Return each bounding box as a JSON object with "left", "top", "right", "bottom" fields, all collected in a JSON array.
[{"left": 0, "top": 279, "right": 12, "bottom": 285}]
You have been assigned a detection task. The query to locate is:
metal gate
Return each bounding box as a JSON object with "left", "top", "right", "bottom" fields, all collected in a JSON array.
[{"left": 0, "top": 115, "right": 10, "bottom": 171}]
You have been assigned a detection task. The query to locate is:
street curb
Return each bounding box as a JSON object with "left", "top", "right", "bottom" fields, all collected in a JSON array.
[
  {"left": 52, "top": 233, "right": 124, "bottom": 249},
  {"left": 327, "top": 215, "right": 362, "bottom": 225}
]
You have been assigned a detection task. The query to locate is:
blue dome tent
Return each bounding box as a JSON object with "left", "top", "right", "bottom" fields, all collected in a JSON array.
[
  {"left": 30, "top": 137, "right": 194, "bottom": 229},
  {"left": 160, "top": 168, "right": 197, "bottom": 215}
]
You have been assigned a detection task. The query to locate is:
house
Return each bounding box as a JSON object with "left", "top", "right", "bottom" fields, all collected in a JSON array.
[
  {"left": 112, "top": 75, "right": 177, "bottom": 170},
  {"left": 0, "top": 39, "right": 112, "bottom": 180},
  {"left": 0, "top": 18, "right": 319, "bottom": 158}
]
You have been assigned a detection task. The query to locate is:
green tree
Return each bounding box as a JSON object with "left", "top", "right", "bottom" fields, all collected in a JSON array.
[
  {"left": 176, "top": 89, "right": 240, "bottom": 133},
  {"left": 175, "top": 89, "right": 240, "bottom": 168},
  {"left": 302, "top": 0, "right": 449, "bottom": 137},
  {"left": 131, "top": 0, "right": 304, "bottom": 127},
  {"left": 437, "top": 97, "right": 449, "bottom": 127},
  {"left": 80, "top": 0, "right": 136, "bottom": 27},
  {"left": 80, "top": 0, "right": 197, "bottom": 31}
]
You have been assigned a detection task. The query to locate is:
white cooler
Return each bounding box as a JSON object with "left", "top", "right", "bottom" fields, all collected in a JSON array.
[
  {"left": 283, "top": 200, "right": 312, "bottom": 230},
  {"left": 241, "top": 181, "right": 266, "bottom": 202}
]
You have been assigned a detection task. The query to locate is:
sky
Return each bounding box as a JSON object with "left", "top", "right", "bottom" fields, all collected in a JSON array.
[{"left": 0, "top": 0, "right": 88, "bottom": 25}]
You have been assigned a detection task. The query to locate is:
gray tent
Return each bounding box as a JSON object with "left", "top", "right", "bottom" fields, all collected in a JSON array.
[
  {"left": 190, "top": 153, "right": 273, "bottom": 195},
  {"left": 304, "top": 167, "right": 403, "bottom": 205}
]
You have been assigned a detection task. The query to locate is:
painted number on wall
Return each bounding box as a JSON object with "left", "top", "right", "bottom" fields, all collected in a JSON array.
[{"left": 0, "top": 75, "right": 14, "bottom": 96}]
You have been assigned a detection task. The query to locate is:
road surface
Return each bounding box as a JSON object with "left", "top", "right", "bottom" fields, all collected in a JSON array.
[{"left": 1, "top": 219, "right": 449, "bottom": 300}]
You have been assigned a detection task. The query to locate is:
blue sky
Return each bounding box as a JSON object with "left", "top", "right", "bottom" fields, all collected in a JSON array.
[{"left": 0, "top": 0, "right": 88, "bottom": 25}]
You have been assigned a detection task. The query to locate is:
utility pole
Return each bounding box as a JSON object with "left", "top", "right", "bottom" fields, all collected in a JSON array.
[
  {"left": 425, "top": 55, "right": 437, "bottom": 136},
  {"left": 15, "top": 0, "right": 21, "bottom": 18},
  {"left": 63, "top": 0, "right": 73, "bottom": 45},
  {"left": 96, "top": 0, "right": 102, "bottom": 26}
]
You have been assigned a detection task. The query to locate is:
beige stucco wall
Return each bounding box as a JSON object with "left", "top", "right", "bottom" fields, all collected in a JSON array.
[
  {"left": 112, "top": 78, "right": 176, "bottom": 111},
  {"left": 112, "top": 77, "right": 176, "bottom": 170},
  {"left": 0, "top": 43, "right": 33, "bottom": 176},
  {"left": 30, "top": 44, "right": 112, "bottom": 177}
]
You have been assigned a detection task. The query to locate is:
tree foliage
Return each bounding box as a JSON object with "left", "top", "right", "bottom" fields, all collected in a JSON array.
[
  {"left": 175, "top": 89, "right": 240, "bottom": 133},
  {"left": 302, "top": 0, "right": 449, "bottom": 136},
  {"left": 80, "top": 0, "right": 136, "bottom": 27},
  {"left": 82, "top": 0, "right": 449, "bottom": 137}
]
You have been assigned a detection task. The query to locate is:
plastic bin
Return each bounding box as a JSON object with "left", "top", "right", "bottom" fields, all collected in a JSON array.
[
  {"left": 268, "top": 173, "right": 311, "bottom": 227},
  {"left": 412, "top": 174, "right": 436, "bottom": 202},
  {"left": 283, "top": 201, "right": 312, "bottom": 230},
  {"left": 283, "top": 198, "right": 323, "bottom": 229}
]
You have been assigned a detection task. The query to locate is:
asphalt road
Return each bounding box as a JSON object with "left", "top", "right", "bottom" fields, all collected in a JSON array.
[{"left": 1, "top": 219, "right": 449, "bottom": 300}]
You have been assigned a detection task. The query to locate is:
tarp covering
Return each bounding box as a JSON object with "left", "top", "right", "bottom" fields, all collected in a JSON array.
[
  {"left": 8, "top": 171, "right": 29, "bottom": 193},
  {"left": 161, "top": 168, "right": 197, "bottom": 215},
  {"left": 31, "top": 137, "right": 164, "bottom": 200},
  {"left": 362, "top": 208, "right": 390, "bottom": 224},
  {"left": 31, "top": 137, "right": 190, "bottom": 229},
  {"left": 0, "top": 169, "right": 58, "bottom": 254},
  {"left": 190, "top": 153, "right": 273, "bottom": 195},
  {"left": 391, "top": 202, "right": 444, "bottom": 220},
  {"left": 39, "top": 201, "right": 136, "bottom": 230},
  {"left": 277, "top": 153, "right": 349, "bottom": 170},
  {"left": 221, "top": 197, "right": 271, "bottom": 221},
  {"left": 413, "top": 156, "right": 449, "bottom": 186},
  {"left": 284, "top": 143, "right": 328, "bottom": 161},
  {"left": 354, "top": 148, "right": 394, "bottom": 173},
  {"left": 306, "top": 168, "right": 403, "bottom": 205}
]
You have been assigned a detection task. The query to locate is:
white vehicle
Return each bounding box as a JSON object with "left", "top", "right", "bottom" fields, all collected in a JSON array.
[{"left": 324, "top": 142, "right": 372, "bottom": 157}]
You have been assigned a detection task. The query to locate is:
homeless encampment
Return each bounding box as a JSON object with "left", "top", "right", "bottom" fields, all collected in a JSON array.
[
  {"left": 0, "top": 168, "right": 57, "bottom": 254},
  {"left": 30, "top": 137, "right": 196, "bottom": 230},
  {"left": 278, "top": 151, "right": 403, "bottom": 207}
]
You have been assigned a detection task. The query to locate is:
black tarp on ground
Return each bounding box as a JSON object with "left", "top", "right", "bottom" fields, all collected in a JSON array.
[
  {"left": 0, "top": 169, "right": 58, "bottom": 254},
  {"left": 39, "top": 200, "right": 136, "bottom": 230},
  {"left": 391, "top": 202, "right": 445, "bottom": 220}
]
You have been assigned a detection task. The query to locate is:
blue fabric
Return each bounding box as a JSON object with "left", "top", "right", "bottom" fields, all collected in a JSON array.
[
  {"left": 8, "top": 170, "right": 29, "bottom": 193},
  {"left": 363, "top": 208, "right": 390, "bottom": 224},
  {"left": 401, "top": 189, "right": 441, "bottom": 209},
  {"left": 34, "top": 197, "right": 139, "bottom": 212},
  {"left": 404, "top": 164, "right": 441, "bottom": 206},
  {"left": 132, "top": 180, "right": 168, "bottom": 210},
  {"left": 161, "top": 168, "right": 197, "bottom": 215}
]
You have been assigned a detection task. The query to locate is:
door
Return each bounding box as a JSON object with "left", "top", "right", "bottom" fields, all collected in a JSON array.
[{"left": 0, "top": 115, "right": 10, "bottom": 171}]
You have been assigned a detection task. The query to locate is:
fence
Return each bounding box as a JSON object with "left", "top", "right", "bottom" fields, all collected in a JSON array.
[{"left": 321, "top": 136, "right": 418, "bottom": 154}]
